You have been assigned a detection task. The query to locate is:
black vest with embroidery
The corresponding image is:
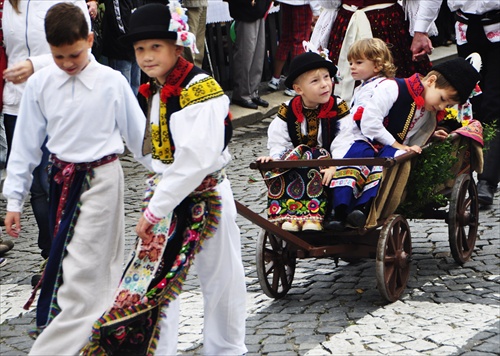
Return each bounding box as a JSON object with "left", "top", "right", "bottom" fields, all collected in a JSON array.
[
  {"left": 384, "top": 77, "right": 418, "bottom": 144},
  {"left": 278, "top": 95, "right": 349, "bottom": 150}
]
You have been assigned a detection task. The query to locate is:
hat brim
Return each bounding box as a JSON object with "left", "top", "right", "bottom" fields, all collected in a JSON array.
[
  {"left": 284, "top": 60, "right": 337, "bottom": 88},
  {"left": 120, "top": 30, "right": 177, "bottom": 45}
]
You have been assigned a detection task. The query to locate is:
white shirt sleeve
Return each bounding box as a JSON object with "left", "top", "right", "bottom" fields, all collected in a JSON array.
[
  {"left": 359, "top": 79, "right": 399, "bottom": 146},
  {"left": 116, "top": 84, "right": 153, "bottom": 172},
  {"left": 413, "top": 0, "right": 443, "bottom": 34},
  {"left": 146, "top": 95, "right": 229, "bottom": 219},
  {"left": 267, "top": 116, "right": 295, "bottom": 159}
]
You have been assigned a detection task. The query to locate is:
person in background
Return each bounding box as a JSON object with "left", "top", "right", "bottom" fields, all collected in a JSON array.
[
  {"left": 101, "top": 0, "right": 142, "bottom": 95},
  {"left": 310, "top": 0, "right": 442, "bottom": 104},
  {"left": 182, "top": 0, "right": 207, "bottom": 68},
  {"left": 447, "top": 0, "right": 500, "bottom": 206},
  {"left": 268, "top": 0, "right": 321, "bottom": 97},
  {"left": 229, "top": 0, "right": 273, "bottom": 110}
]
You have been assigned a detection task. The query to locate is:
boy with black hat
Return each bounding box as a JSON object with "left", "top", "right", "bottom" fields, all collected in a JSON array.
[
  {"left": 327, "top": 56, "right": 482, "bottom": 231},
  {"left": 80, "top": 2, "right": 247, "bottom": 355},
  {"left": 257, "top": 50, "right": 352, "bottom": 232},
  {"left": 2, "top": 2, "right": 153, "bottom": 355}
]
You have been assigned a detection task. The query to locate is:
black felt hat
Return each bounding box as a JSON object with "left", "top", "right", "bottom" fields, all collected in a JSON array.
[
  {"left": 120, "top": 3, "right": 177, "bottom": 44},
  {"left": 431, "top": 57, "right": 481, "bottom": 104},
  {"left": 284, "top": 52, "right": 338, "bottom": 88}
]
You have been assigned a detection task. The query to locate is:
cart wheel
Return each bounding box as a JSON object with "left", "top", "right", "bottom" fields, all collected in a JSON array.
[
  {"left": 376, "top": 215, "right": 412, "bottom": 302},
  {"left": 256, "top": 229, "right": 296, "bottom": 299},
  {"left": 448, "top": 174, "right": 478, "bottom": 265}
]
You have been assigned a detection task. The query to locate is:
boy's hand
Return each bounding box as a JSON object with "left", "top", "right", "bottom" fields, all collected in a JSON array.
[
  {"left": 320, "top": 166, "right": 337, "bottom": 186},
  {"left": 135, "top": 216, "right": 155, "bottom": 241},
  {"left": 256, "top": 156, "right": 274, "bottom": 163},
  {"left": 4, "top": 212, "right": 21, "bottom": 238},
  {"left": 405, "top": 145, "right": 422, "bottom": 154},
  {"left": 432, "top": 129, "right": 449, "bottom": 141}
]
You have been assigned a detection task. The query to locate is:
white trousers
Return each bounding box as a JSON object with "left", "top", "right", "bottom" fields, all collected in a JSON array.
[
  {"left": 156, "top": 178, "right": 247, "bottom": 355},
  {"left": 29, "top": 160, "right": 125, "bottom": 355}
]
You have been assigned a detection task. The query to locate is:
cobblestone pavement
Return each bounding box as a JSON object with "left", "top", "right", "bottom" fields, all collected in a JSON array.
[{"left": 1, "top": 118, "right": 499, "bottom": 355}]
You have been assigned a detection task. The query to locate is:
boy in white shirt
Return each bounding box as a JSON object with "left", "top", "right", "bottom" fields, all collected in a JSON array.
[{"left": 2, "top": 3, "right": 152, "bottom": 354}]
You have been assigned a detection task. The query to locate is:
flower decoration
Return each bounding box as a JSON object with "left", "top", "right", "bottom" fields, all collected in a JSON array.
[
  {"left": 436, "top": 107, "right": 458, "bottom": 122},
  {"left": 307, "top": 199, "right": 320, "bottom": 213},
  {"left": 168, "top": 0, "right": 198, "bottom": 54},
  {"left": 269, "top": 201, "right": 281, "bottom": 215}
]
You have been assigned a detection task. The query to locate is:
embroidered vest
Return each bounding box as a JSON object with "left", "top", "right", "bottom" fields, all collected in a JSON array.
[
  {"left": 384, "top": 76, "right": 421, "bottom": 144},
  {"left": 277, "top": 95, "right": 349, "bottom": 150},
  {"left": 144, "top": 65, "right": 232, "bottom": 164}
]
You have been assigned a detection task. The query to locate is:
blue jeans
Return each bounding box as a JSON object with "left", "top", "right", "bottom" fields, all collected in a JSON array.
[{"left": 107, "top": 58, "right": 141, "bottom": 95}]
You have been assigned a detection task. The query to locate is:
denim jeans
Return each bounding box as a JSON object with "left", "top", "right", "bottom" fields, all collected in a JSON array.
[{"left": 107, "top": 58, "right": 141, "bottom": 95}]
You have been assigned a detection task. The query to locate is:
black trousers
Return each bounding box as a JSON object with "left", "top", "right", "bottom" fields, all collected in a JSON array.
[{"left": 457, "top": 19, "right": 500, "bottom": 186}]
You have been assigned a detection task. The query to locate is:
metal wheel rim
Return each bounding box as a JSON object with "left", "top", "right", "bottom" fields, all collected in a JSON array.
[
  {"left": 255, "top": 229, "right": 296, "bottom": 299},
  {"left": 376, "top": 215, "right": 412, "bottom": 302}
]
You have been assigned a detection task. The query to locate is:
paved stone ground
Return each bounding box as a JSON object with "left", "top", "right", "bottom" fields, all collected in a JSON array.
[{"left": 1, "top": 118, "right": 499, "bottom": 355}]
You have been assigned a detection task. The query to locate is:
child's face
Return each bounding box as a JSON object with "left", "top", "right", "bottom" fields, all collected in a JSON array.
[
  {"left": 49, "top": 34, "right": 93, "bottom": 76},
  {"left": 293, "top": 68, "right": 333, "bottom": 108},
  {"left": 349, "top": 57, "right": 380, "bottom": 81},
  {"left": 423, "top": 75, "right": 459, "bottom": 112},
  {"left": 133, "top": 39, "right": 183, "bottom": 84}
]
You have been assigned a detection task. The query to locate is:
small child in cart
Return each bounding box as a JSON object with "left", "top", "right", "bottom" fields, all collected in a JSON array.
[
  {"left": 326, "top": 38, "right": 481, "bottom": 231},
  {"left": 257, "top": 48, "right": 354, "bottom": 232}
]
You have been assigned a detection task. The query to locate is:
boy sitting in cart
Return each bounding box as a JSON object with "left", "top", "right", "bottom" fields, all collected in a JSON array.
[
  {"left": 257, "top": 48, "right": 353, "bottom": 232},
  {"left": 326, "top": 54, "right": 482, "bottom": 231}
]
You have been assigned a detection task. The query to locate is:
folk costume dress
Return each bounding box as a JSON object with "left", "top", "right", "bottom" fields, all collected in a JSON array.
[
  {"left": 264, "top": 95, "right": 351, "bottom": 227},
  {"left": 318, "top": 0, "right": 441, "bottom": 103},
  {"left": 2, "top": 56, "right": 152, "bottom": 356},
  {"left": 330, "top": 73, "right": 437, "bottom": 215},
  {"left": 81, "top": 57, "right": 247, "bottom": 356}
]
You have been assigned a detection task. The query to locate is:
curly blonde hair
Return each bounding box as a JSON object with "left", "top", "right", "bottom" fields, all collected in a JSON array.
[{"left": 347, "top": 38, "right": 397, "bottom": 78}]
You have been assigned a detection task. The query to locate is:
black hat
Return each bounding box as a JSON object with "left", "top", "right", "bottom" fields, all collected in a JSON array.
[
  {"left": 284, "top": 52, "right": 338, "bottom": 88},
  {"left": 431, "top": 57, "right": 481, "bottom": 104},
  {"left": 120, "top": 4, "right": 177, "bottom": 44}
]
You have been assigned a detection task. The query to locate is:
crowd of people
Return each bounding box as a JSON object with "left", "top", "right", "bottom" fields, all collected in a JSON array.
[{"left": 0, "top": 0, "right": 498, "bottom": 354}]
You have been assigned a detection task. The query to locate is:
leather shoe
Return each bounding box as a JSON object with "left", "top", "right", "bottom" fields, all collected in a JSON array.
[
  {"left": 346, "top": 209, "right": 366, "bottom": 228},
  {"left": 232, "top": 98, "right": 258, "bottom": 109},
  {"left": 477, "top": 180, "right": 496, "bottom": 205},
  {"left": 252, "top": 97, "right": 269, "bottom": 108}
]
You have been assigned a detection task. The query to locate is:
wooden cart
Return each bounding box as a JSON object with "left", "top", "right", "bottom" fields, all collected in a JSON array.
[{"left": 236, "top": 133, "right": 479, "bottom": 302}]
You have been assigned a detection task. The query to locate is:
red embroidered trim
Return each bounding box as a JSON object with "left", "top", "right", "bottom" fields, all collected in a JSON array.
[
  {"left": 317, "top": 97, "right": 337, "bottom": 119},
  {"left": 405, "top": 73, "right": 425, "bottom": 109},
  {"left": 160, "top": 57, "right": 193, "bottom": 102},
  {"left": 137, "top": 57, "right": 194, "bottom": 101},
  {"left": 291, "top": 96, "right": 304, "bottom": 123},
  {"left": 291, "top": 96, "right": 337, "bottom": 123},
  {"left": 144, "top": 207, "right": 162, "bottom": 225}
]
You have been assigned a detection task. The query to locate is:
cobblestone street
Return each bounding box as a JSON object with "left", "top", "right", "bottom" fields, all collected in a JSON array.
[{"left": 1, "top": 118, "right": 499, "bottom": 355}]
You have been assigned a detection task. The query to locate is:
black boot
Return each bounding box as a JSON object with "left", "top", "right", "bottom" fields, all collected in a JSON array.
[{"left": 323, "top": 205, "right": 346, "bottom": 231}]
